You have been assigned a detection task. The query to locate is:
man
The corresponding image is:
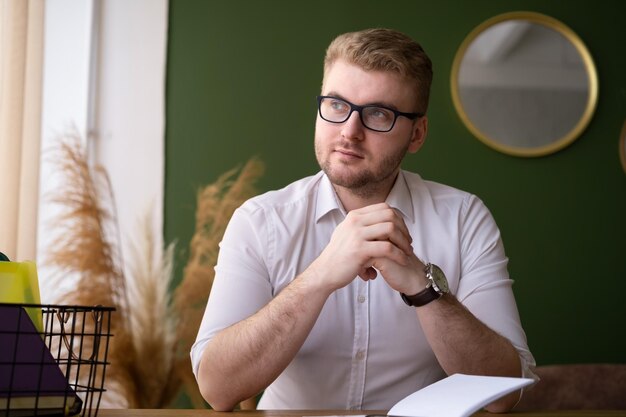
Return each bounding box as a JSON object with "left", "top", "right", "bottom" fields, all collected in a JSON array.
[{"left": 191, "top": 28, "right": 536, "bottom": 412}]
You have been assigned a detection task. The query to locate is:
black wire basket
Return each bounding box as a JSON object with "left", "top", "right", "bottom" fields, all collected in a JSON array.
[{"left": 0, "top": 303, "right": 114, "bottom": 417}]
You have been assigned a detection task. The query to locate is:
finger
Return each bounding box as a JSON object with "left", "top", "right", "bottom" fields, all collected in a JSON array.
[
  {"left": 391, "top": 208, "right": 412, "bottom": 243},
  {"left": 360, "top": 222, "right": 414, "bottom": 256},
  {"left": 363, "top": 240, "right": 410, "bottom": 266},
  {"left": 356, "top": 208, "right": 412, "bottom": 244},
  {"left": 358, "top": 266, "right": 378, "bottom": 280},
  {"left": 351, "top": 202, "right": 391, "bottom": 215}
]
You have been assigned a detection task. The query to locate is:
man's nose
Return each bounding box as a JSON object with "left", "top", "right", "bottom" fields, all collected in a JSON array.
[{"left": 341, "top": 110, "right": 365, "bottom": 140}]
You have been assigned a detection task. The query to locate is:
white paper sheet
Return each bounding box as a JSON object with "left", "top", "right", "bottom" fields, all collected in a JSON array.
[{"left": 387, "top": 373, "right": 534, "bottom": 417}]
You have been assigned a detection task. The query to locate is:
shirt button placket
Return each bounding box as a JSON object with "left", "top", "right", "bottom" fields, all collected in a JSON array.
[{"left": 346, "top": 279, "right": 370, "bottom": 410}]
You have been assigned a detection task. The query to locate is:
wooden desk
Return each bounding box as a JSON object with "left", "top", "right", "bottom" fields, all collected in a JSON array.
[{"left": 97, "top": 409, "right": 626, "bottom": 417}]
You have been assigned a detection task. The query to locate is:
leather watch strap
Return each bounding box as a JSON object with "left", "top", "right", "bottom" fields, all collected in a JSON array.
[{"left": 401, "top": 285, "right": 440, "bottom": 307}]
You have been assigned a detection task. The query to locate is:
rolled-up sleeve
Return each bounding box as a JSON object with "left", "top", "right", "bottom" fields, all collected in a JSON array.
[
  {"left": 455, "top": 195, "right": 537, "bottom": 381},
  {"left": 190, "top": 202, "right": 273, "bottom": 378}
]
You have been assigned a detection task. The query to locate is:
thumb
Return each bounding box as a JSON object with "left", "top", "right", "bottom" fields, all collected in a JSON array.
[{"left": 358, "top": 266, "right": 378, "bottom": 280}]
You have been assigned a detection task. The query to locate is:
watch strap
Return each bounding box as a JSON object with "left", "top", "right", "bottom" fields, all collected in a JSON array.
[{"left": 401, "top": 285, "right": 440, "bottom": 307}]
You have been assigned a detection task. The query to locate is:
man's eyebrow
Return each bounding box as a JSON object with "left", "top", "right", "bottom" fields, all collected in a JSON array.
[
  {"left": 324, "top": 91, "right": 399, "bottom": 111},
  {"left": 368, "top": 101, "right": 399, "bottom": 111},
  {"left": 324, "top": 91, "right": 347, "bottom": 101}
]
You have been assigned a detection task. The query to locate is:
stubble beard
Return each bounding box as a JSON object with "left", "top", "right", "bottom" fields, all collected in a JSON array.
[{"left": 315, "top": 140, "right": 410, "bottom": 199}]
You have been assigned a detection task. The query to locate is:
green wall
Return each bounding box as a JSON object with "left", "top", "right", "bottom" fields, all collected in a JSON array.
[{"left": 165, "top": 0, "right": 626, "bottom": 366}]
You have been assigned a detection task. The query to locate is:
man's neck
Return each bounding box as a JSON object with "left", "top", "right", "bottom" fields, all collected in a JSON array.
[
  {"left": 333, "top": 172, "right": 399, "bottom": 212},
  {"left": 335, "top": 188, "right": 384, "bottom": 212}
]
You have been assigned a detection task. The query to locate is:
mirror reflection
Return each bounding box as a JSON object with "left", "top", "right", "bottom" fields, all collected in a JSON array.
[{"left": 451, "top": 12, "right": 598, "bottom": 157}]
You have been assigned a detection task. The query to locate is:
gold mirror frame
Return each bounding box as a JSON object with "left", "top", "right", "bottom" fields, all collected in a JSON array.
[{"left": 451, "top": 11, "right": 599, "bottom": 157}]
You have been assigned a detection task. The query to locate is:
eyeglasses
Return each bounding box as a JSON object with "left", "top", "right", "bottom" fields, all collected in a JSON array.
[{"left": 316, "top": 95, "right": 423, "bottom": 133}]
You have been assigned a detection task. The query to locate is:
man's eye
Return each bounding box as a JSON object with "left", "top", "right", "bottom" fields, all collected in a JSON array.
[
  {"left": 330, "top": 100, "right": 349, "bottom": 112},
  {"left": 369, "top": 108, "right": 393, "bottom": 120}
]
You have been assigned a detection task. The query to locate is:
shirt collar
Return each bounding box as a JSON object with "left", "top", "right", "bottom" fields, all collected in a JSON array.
[
  {"left": 315, "top": 171, "right": 415, "bottom": 223},
  {"left": 315, "top": 173, "right": 345, "bottom": 222},
  {"left": 386, "top": 170, "right": 415, "bottom": 223}
]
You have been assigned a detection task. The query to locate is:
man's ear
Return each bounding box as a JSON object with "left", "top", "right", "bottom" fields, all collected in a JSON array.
[{"left": 408, "top": 116, "right": 428, "bottom": 154}]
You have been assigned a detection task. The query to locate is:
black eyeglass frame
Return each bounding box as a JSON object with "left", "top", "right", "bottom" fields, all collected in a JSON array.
[{"left": 316, "top": 95, "right": 423, "bottom": 132}]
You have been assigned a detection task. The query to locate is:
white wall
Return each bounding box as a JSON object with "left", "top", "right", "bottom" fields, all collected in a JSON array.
[
  {"left": 37, "top": 0, "right": 168, "bottom": 300},
  {"left": 38, "top": 1, "right": 92, "bottom": 140},
  {"left": 94, "top": 0, "right": 168, "bottom": 280},
  {"left": 38, "top": 0, "right": 95, "bottom": 301}
]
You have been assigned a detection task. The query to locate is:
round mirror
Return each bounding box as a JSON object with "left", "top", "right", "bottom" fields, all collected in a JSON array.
[{"left": 451, "top": 12, "right": 598, "bottom": 157}]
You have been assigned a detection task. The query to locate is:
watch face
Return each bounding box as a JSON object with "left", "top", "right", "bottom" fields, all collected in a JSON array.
[{"left": 430, "top": 264, "right": 449, "bottom": 293}]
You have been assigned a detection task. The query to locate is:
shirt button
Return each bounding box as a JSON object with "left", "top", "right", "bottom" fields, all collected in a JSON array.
[
  {"left": 355, "top": 350, "right": 365, "bottom": 360},
  {"left": 357, "top": 295, "right": 366, "bottom": 303}
]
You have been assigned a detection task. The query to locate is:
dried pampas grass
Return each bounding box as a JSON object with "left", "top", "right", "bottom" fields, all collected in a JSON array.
[
  {"left": 44, "top": 131, "right": 136, "bottom": 407},
  {"left": 125, "top": 209, "right": 179, "bottom": 407},
  {"left": 45, "top": 132, "right": 127, "bottom": 309},
  {"left": 44, "top": 129, "right": 265, "bottom": 409},
  {"left": 173, "top": 157, "right": 265, "bottom": 407},
  {"left": 44, "top": 130, "right": 178, "bottom": 408}
]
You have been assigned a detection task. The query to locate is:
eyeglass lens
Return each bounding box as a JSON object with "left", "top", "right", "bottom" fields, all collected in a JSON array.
[{"left": 319, "top": 97, "right": 397, "bottom": 132}]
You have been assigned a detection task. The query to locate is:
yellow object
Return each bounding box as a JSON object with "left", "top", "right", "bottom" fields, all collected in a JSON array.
[{"left": 0, "top": 260, "right": 43, "bottom": 331}]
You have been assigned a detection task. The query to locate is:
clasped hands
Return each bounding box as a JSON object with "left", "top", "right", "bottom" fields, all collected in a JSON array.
[{"left": 310, "top": 202, "right": 427, "bottom": 296}]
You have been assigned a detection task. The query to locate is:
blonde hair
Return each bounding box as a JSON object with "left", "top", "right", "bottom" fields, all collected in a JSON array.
[{"left": 323, "top": 28, "right": 433, "bottom": 113}]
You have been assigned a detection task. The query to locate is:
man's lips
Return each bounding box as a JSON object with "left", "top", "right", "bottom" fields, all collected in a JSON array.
[{"left": 334, "top": 148, "right": 364, "bottom": 159}]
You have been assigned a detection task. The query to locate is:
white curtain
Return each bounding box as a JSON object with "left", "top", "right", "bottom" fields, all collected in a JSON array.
[{"left": 0, "top": 0, "right": 44, "bottom": 261}]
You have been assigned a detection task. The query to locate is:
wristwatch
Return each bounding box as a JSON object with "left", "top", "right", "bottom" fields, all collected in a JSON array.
[{"left": 401, "top": 263, "right": 449, "bottom": 307}]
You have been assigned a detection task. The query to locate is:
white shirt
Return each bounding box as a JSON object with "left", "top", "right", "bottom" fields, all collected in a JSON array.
[{"left": 191, "top": 170, "right": 536, "bottom": 410}]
